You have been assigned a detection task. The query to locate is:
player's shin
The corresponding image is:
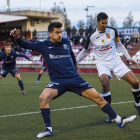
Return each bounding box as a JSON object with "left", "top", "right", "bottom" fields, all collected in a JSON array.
[
  {"left": 37, "top": 74, "right": 42, "bottom": 81},
  {"left": 132, "top": 88, "right": 140, "bottom": 105},
  {"left": 18, "top": 80, "right": 24, "bottom": 91},
  {"left": 101, "top": 92, "right": 111, "bottom": 104},
  {"left": 41, "top": 108, "right": 52, "bottom": 132}
]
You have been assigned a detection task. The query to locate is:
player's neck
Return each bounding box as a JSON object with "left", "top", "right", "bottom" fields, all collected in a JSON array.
[
  {"left": 6, "top": 52, "right": 10, "bottom": 56},
  {"left": 97, "top": 26, "right": 102, "bottom": 32}
]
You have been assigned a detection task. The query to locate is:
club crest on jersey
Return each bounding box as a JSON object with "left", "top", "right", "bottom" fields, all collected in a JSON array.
[
  {"left": 63, "top": 44, "right": 68, "bottom": 49},
  {"left": 11, "top": 56, "right": 13, "bottom": 59},
  {"left": 101, "top": 39, "right": 105, "bottom": 44},
  {"left": 106, "top": 34, "right": 110, "bottom": 39}
]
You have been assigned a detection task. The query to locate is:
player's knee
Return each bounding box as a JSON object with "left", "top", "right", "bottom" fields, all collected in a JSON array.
[
  {"left": 101, "top": 80, "right": 109, "bottom": 89},
  {"left": 132, "top": 80, "right": 139, "bottom": 88},
  {"left": 39, "top": 94, "right": 49, "bottom": 104},
  {"left": 96, "top": 94, "right": 104, "bottom": 104}
]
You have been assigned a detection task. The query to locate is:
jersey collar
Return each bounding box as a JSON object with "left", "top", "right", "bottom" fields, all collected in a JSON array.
[{"left": 96, "top": 28, "right": 105, "bottom": 33}]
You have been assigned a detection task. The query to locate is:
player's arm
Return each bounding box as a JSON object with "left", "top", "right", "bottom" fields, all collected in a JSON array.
[
  {"left": 14, "top": 51, "right": 32, "bottom": 61},
  {"left": 0, "top": 52, "right": 4, "bottom": 61},
  {"left": 70, "top": 46, "right": 78, "bottom": 70},
  {"left": 76, "top": 35, "right": 91, "bottom": 63},
  {"left": 114, "top": 29, "right": 139, "bottom": 68},
  {"left": 10, "top": 28, "right": 43, "bottom": 52}
]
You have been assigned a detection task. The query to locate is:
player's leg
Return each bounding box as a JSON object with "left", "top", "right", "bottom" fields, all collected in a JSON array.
[
  {"left": 0, "top": 75, "right": 3, "bottom": 80},
  {"left": 36, "top": 70, "right": 44, "bottom": 85},
  {"left": 82, "top": 88, "right": 137, "bottom": 128},
  {"left": 15, "top": 73, "right": 26, "bottom": 95},
  {"left": 113, "top": 61, "right": 140, "bottom": 116},
  {"left": 37, "top": 88, "right": 58, "bottom": 138},
  {"left": 37, "top": 81, "right": 67, "bottom": 138},
  {"left": 97, "top": 64, "right": 113, "bottom": 122},
  {"left": 122, "top": 71, "right": 140, "bottom": 115}
]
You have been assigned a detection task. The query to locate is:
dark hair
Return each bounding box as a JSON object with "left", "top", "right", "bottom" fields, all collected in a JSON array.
[
  {"left": 97, "top": 12, "right": 108, "bottom": 21},
  {"left": 4, "top": 43, "right": 11, "bottom": 47},
  {"left": 48, "top": 22, "right": 62, "bottom": 32}
]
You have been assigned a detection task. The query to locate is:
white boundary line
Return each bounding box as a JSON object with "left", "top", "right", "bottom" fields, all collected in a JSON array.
[{"left": 0, "top": 101, "right": 134, "bottom": 118}]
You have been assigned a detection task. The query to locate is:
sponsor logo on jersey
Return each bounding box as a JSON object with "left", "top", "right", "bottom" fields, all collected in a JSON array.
[
  {"left": 101, "top": 39, "right": 105, "bottom": 44},
  {"left": 106, "top": 34, "right": 110, "bottom": 39},
  {"left": 63, "top": 44, "right": 68, "bottom": 49},
  {"left": 49, "top": 54, "right": 70, "bottom": 59},
  {"left": 99, "top": 46, "right": 112, "bottom": 51},
  {"left": 49, "top": 46, "right": 54, "bottom": 49}
]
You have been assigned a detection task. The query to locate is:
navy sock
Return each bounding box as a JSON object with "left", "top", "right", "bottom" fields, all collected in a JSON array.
[
  {"left": 132, "top": 90, "right": 140, "bottom": 103},
  {"left": 41, "top": 108, "right": 51, "bottom": 128},
  {"left": 103, "top": 95, "right": 111, "bottom": 104},
  {"left": 37, "top": 74, "right": 42, "bottom": 81},
  {"left": 101, "top": 103, "right": 117, "bottom": 119},
  {"left": 18, "top": 80, "right": 24, "bottom": 91}
]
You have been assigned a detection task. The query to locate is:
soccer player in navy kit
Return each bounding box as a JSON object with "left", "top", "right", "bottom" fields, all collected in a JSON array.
[
  {"left": 0, "top": 43, "right": 32, "bottom": 95},
  {"left": 10, "top": 23, "right": 136, "bottom": 138},
  {"left": 36, "top": 56, "right": 47, "bottom": 85}
]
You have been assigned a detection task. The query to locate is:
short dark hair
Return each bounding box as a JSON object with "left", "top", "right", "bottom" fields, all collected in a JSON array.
[
  {"left": 48, "top": 22, "right": 62, "bottom": 32},
  {"left": 4, "top": 43, "right": 11, "bottom": 47},
  {"left": 97, "top": 12, "right": 108, "bottom": 21}
]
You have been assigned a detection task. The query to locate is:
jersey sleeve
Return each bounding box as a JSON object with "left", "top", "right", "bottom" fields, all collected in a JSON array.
[
  {"left": 14, "top": 51, "right": 30, "bottom": 60},
  {"left": 113, "top": 28, "right": 120, "bottom": 43},
  {"left": 16, "top": 37, "right": 43, "bottom": 52},
  {"left": 70, "top": 45, "right": 76, "bottom": 64},
  {"left": 0, "top": 52, "right": 4, "bottom": 61}
]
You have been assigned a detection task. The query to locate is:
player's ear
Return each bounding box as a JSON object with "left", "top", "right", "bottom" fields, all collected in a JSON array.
[{"left": 49, "top": 32, "right": 52, "bottom": 37}]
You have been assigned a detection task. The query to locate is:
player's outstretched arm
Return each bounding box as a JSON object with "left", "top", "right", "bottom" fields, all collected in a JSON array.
[
  {"left": 10, "top": 28, "right": 43, "bottom": 52},
  {"left": 15, "top": 51, "right": 32, "bottom": 61},
  {"left": 117, "top": 41, "right": 139, "bottom": 68},
  {"left": 76, "top": 35, "right": 91, "bottom": 63}
]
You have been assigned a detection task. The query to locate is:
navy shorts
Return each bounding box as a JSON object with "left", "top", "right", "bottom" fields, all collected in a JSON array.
[
  {"left": 0, "top": 67, "right": 19, "bottom": 77},
  {"left": 46, "top": 76, "right": 93, "bottom": 98},
  {"left": 41, "top": 66, "right": 47, "bottom": 71}
]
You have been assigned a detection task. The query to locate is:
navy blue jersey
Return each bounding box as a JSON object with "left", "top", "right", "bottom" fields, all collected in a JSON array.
[
  {"left": 0, "top": 50, "right": 30, "bottom": 69},
  {"left": 16, "top": 37, "right": 78, "bottom": 80}
]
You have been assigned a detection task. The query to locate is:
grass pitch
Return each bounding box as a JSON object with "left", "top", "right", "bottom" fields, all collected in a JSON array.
[{"left": 0, "top": 72, "right": 140, "bottom": 140}]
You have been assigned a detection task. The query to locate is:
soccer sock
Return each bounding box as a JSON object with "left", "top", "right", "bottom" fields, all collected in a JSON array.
[
  {"left": 37, "top": 74, "right": 42, "bottom": 81},
  {"left": 101, "top": 92, "right": 111, "bottom": 104},
  {"left": 132, "top": 88, "right": 140, "bottom": 104},
  {"left": 41, "top": 108, "right": 52, "bottom": 132},
  {"left": 101, "top": 103, "right": 117, "bottom": 119},
  {"left": 18, "top": 80, "right": 24, "bottom": 91}
]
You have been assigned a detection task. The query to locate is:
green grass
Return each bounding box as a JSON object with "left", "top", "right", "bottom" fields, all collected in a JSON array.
[{"left": 0, "top": 72, "right": 140, "bottom": 140}]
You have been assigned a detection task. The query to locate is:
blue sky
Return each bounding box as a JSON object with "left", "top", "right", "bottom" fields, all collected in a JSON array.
[{"left": 0, "top": 0, "right": 140, "bottom": 28}]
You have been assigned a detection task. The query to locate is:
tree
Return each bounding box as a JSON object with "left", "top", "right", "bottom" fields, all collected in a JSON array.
[
  {"left": 109, "top": 17, "right": 117, "bottom": 28},
  {"left": 89, "top": 13, "right": 97, "bottom": 29},
  {"left": 77, "top": 20, "right": 85, "bottom": 29},
  {"left": 123, "top": 12, "right": 133, "bottom": 27},
  {"left": 51, "top": 3, "right": 71, "bottom": 29}
]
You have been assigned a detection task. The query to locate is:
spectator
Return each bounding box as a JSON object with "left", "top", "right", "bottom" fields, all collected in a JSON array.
[
  {"left": 27, "top": 29, "right": 31, "bottom": 41},
  {"left": 66, "top": 26, "right": 71, "bottom": 39},
  {"left": 88, "top": 25, "right": 93, "bottom": 34},
  {"left": 84, "top": 27, "right": 89, "bottom": 37},
  {"left": 81, "top": 36, "right": 86, "bottom": 47},
  {"left": 72, "top": 26, "right": 77, "bottom": 35},
  {"left": 118, "top": 32, "right": 124, "bottom": 44},
  {"left": 33, "top": 29, "right": 37, "bottom": 37},
  {"left": 79, "top": 28, "right": 84, "bottom": 38},
  {"left": 133, "top": 31, "right": 139, "bottom": 43}
]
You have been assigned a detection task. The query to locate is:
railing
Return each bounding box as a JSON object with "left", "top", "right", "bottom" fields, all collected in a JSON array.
[{"left": 0, "top": 8, "right": 52, "bottom": 12}]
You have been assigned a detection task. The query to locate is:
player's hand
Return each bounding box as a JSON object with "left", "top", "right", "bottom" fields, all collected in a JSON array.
[
  {"left": 129, "top": 59, "right": 139, "bottom": 68},
  {"left": 29, "top": 59, "right": 33, "bottom": 61},
  {"left": 40, "top": 63, "right": 43, "bottom": 66},
  {"left": 75, "top": 64, "right": 80, "bottom": 72},
  {"left": 10, "top": 28, "right": 20, "bottom": 39}
]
